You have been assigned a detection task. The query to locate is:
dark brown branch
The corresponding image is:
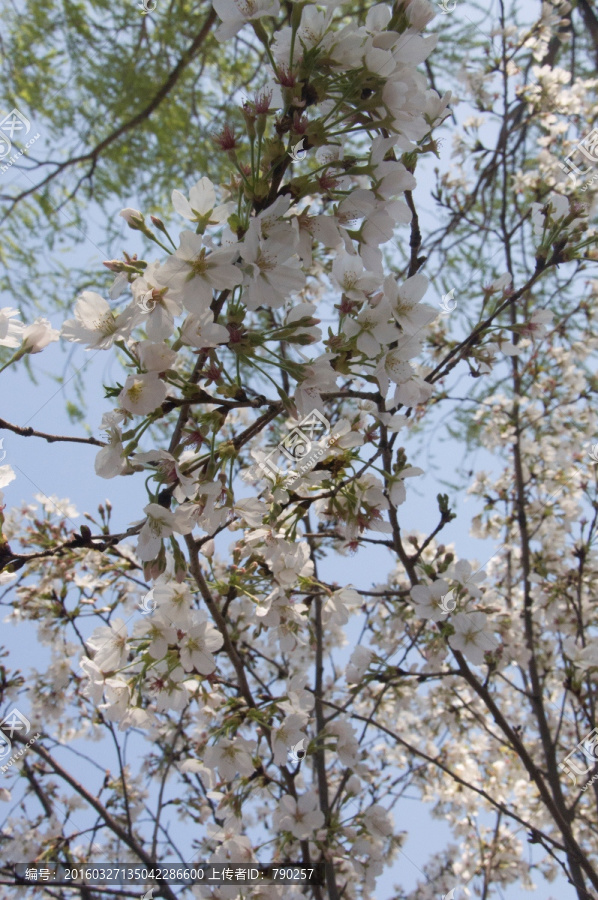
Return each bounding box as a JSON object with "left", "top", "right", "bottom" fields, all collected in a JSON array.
[
  {"left": 577, "top": 0, "right": 598, "bottom": 69},
  {"left": 404, "top": 189, "right": 425, "bottom": 276},
  {"left": 0, "top": 526, "right": 141, "bottom": 573},
  {"left": 0, "top": 417, "right": 104, "bottom": 446}
]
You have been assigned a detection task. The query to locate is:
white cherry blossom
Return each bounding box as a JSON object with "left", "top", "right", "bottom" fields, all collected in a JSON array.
[
  {"left": 0, "top": 307, "right": 24, "bottom": 348},
  {"left": 452, "top": 559, "right": 486, "bottom": 599},
  {"left": 0, "top": 464, "right": 16, "bottom": 490},
  {"left": 384, "top": 273, "right": 437, "bottom": 334},
  {"left": 363, "top": 803, "right": 393, "bottom": 838},
  {"left": 155, "top": 231, "right": 242, "bottom": 315},
  {"left": 62, "top": 292, "right": 134, "bottom": 350},
  {"left": 274, "top": 791, "right": 325, "bottom": 840},
  {"left": 342, "top": 297, "right": 396, "bottom": 355},
  {"left": 448, "top": 612, "right": 496, "bottom": 665},
  {"left": 131, "top": 262, "right": 183, "bottom": 341},
  {"left": 204, "top": 736, "right": 256, "bottom": 781},
  {"left": 20, "top": 319, "right": 60, "bottom": 354},
  {"left": 135, "top": 612, "right": 177, "bottom": 660},
  {"left": 133, "top": 503, "right": 177, "bottom": 561},
  {"left": 410, "top": 579, "right": 450, "bottom": 619},
  {"left": 375, "top": 335, "right": 423, "bottom": 395},
  {"left": 118, "top": 372, "right": 167, "bottom": 416},
  {"left": 172, "top": 176, "right": 233, "bottom": 226},
  {"left": 213, "top": 0, "right": 280, "bottom": 42},
  {"left": 137, "top": 341, "right": 177, "bottom": 372},
  {"left": 95, "top": 426, "right": 126, "bottom": 479},
  {"left": 86, "top": 618, "right": 129, "bottom": 673},
  {"left": 389, "top": 465, "right": 425, "bottom": 507},
  {"left": 148, "top": 661, "right": 190, "bottom": 712},
  {"left": 240, "top": 225, "right": 305, "bottom": 310},
  {"left": 272, "top": 714, "right": 307, "bottom": 765},
  {"left": 332, "top": 251, "right": 381, "bottom": 302},
  {"left": 151, "top": 582, "right": 194, "bottom": 626},
  {"left": 346, "top": 645, "right": 375, "bottom": 683},
  {"left": 179, "top": 311, "right": 230, "bottom": 348},
  {"left": 178, "top": 616, "right": 224, "bottom": 673}
]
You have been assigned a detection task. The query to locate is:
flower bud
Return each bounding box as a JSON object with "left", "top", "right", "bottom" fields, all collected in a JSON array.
[
  {"left": 150, "top": 215, "right": 167, "bottom": 233},
  {"left": 103, "top": 259, "right": 127, "bottom": 272},
  {"left": 405, "top": 0, "right": 436, "bottom": 29},
  {"left": 242, "top": 103, "right": 257, "bottom": 141},
  {"left": 119, "top": 208, "right": 145, "bottom": 229},
  {"left": 202, "top": 539, "right": 215, "bottom": 559}
]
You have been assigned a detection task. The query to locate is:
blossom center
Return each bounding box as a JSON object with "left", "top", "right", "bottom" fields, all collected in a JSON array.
[
  {"left": 126, "top": 380, "right": 145, "bottom": 402},
  {"left": 148, "top": 515, "right": 165, "bottom": 536},
  {"left": 236, "top": 0, "right": 257, "bottom": 16},
  {"left": 189, "top": 250, "right": 209, "bottom": 277},
  {"left": 93, "top": 312, "right": 118, "bottom": 336},
  {"left": 256, "top": 251, "right": 276, "bottom": 272}
]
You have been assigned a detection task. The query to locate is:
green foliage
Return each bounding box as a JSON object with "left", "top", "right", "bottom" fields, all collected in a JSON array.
[{"left": 0, "top": 0, "right": 261, "bottom": 312}]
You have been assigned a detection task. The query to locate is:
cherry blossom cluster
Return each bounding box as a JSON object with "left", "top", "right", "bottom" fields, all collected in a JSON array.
[{"left": 30, "top": 0, "right": 454, "bottom": 885}]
